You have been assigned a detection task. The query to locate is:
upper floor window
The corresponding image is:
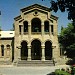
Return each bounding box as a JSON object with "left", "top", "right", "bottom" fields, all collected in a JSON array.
[
  {"left": 44, "top": 21, "right": 49, "bottom": 32},
  {"left": 23, "top": 21, "right": 28, "bottom": 32},
  {"left": 19, "top": 25, "right": 21, "bottom": 34},
  {"left": 1, "top": 45, "right": 4, "bottom": 56},
  {"left": 31, "top": 18, "right": 41, "bottom": 32},
  {"left": 6, "top": 44, "right": 10, "bottom": 49}
]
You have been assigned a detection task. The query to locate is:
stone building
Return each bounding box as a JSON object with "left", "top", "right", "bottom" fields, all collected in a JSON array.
[{"left": 0, "top": 4, "right": 60, "bottom": 65}]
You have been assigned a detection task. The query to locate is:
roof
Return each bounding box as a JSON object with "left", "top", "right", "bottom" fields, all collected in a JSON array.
[
  {"left": 50, "top": 15, "right": 58, "bottom": 20},
  {"left": 0, "top": 31, "right": 15, "bottom": 38},
  {"left": 14, "top": 4, "right": 58, "bottom": 21},
  {"left": 20, "top": 4, "right": 51, "bottom": 12}
]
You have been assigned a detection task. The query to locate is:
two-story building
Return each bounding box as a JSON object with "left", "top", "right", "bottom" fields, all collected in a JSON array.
[{"left": 0, "top": 4, "right": 60, "bottom": 65}]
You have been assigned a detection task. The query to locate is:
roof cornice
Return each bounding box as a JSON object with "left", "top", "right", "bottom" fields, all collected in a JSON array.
[{"left": 20, "top": 4, "right": 51, "bottom": 12}]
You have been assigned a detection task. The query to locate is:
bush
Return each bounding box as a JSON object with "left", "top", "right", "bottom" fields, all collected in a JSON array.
[{"left": 55, "top": 69, "right": 71, "bottom": 75}]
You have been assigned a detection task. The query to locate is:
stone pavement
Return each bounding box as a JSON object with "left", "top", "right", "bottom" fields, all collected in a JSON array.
[{"left": 0, "top": 65, "right": 70, "bottom": 75}]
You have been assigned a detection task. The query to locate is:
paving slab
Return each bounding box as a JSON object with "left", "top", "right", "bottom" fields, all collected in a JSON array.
[{"left": 0, "top": 65, "right": 70, "bottom": 75}]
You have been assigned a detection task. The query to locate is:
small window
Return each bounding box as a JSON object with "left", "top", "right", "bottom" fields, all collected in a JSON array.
[
  {"left": 1, "top": 45, "right": 4, "bottom": 56},
  {"left": 51, "top": 25, "right": 54, "bottom": 34},
  {"left": 44, "top": 21, "right": 49, "bottom": 32},
  {"left": 10, "top": 33, "right": 13, "bottom": 34},
  {"left": 23, "top": 21, "right": 28, "bottom": 32},
  {"left": 33, "top": 11, "right": 38, "bottom": 16},
  {"left": 35, "top": 11, "right": 37, "bottom": 14},
  {"left": 19, "top": 25, "right": 21, "bottom": 34},
  {"left": 6, "top": 44, "right": 10, "bottom": 49}
]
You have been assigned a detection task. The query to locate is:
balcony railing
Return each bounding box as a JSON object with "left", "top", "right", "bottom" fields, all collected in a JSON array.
[
  {"left": 31, "top": 32, "right": 41, "bottom": 34},
  {"left": 24, "top": 32, "right": 28, "bottom": 35}
]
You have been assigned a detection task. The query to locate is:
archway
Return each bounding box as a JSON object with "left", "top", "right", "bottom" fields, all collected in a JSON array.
[
  {"left": 31, "top": 39, "right": 41, "bottom": 60},
  {"left": 45, "top": 41, "right": 52, "bottom": 60},
  {"left": 21, "top": 41, "right": 28, "bottom": 60},
  {"left": 31, "top": 18, "right": 41, "bottom": 32}
]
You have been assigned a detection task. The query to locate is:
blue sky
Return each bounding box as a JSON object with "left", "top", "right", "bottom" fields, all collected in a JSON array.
[{"left": 0, "top": 0, "right": 71, "bottom": 33}]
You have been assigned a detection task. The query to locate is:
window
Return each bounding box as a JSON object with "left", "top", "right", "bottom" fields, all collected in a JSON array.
[
  {"left": 51, "top": 25, "right": 54, "bottom": 34},
  {"left": 6, "top": 44, "right": 10, "bottom": 49},
  {"left": 19, "top": 25, "right": 21, "bottom": 34},
  {"left": 31, "top": 18, "right": 41, "bottom": 32},
  {"left": 35, "top": 11, "right": 37, "bottom": 14},
  {"left": 1, "top": 45, "right": 4, "bottom": 56},
  {"left": 23, "top": 21, "right": 28, "bottom": 32},
  {"left": 44, "top": 21, "right": 49, "bottom": 32}
]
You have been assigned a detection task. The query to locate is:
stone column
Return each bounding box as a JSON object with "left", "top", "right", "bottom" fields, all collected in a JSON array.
[
  {"left": 17, "top": 46, "right": 21, "bottom": 60},
  {"left": 28, "top": 25, "right": 31, "bottom": 36},
  {"left": 0, "top": 45, "right": 1, "bottom": 57},
  {"left": 41, "top": 23, "right": 44, "bottom": 36},
  {"left": 27, "top": 45, "right": 31, "bottom": 61},
  {"left": 10, "top": 47, "right": 12, "bottom": 61},
  {"left": 52, "top": 45, "right": 56, "bottom": 59},
  {"left": 41, "top": 45, "right": 45, "bottom": 61}
]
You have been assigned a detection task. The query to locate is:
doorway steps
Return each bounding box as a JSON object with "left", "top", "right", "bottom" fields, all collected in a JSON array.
[{"left": 17, "top": 60, "right": 54, "bottom": 66}]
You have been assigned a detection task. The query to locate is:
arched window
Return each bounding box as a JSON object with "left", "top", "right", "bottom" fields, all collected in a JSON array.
[
  {"left": 21, "top": 41, "right": 28, "bottom": 60},
  {"left": 45, "top": 41, "right": 52, "bottom": 60},
  {"left": 1, "top": 45, "right": 4, "bottom": 56},
  {"left": 31, "top": 18, "right": 41, "bottom": 32},
  {"left": 44, "top": 21, "right": 49, "bottom": 32},
  {"left": 23, "top": 21, "right": 28, "bottom": 32},
  {"left": 6, "top": 44, "right": 10, "bottom": 49}
]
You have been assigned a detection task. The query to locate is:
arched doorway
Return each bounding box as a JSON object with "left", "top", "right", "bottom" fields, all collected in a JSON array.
[
  {"left": 21, "top": 41, "right": 28, "bottom": 60},
  {"left": 31, "top": 18, "right": 41, "bottom": 32},
  {"left": 31, "top": 39, "right": 41, "bottom": 60},
  {"left": 45, "top": 41, "right": 52, "bottom": 60}
]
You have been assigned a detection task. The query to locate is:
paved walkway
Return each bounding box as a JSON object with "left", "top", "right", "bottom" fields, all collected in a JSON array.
[{"left": 0, "top": 65, "right": 70, "bottom": 75}]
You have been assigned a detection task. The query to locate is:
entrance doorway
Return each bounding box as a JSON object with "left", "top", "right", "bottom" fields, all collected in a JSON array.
[
  {"left": 31, "top": 39, "right": 41, "bottom": 60},
  {"left": 21, "top": 41, "right": 28, "bottom": 60},
  {"left": 45, "top": 41, "right": 52, "bottom": 60}
]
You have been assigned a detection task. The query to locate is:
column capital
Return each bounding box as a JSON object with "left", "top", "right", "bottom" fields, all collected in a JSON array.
[
  {"left": 27, "top": 45, "right": 31, "bottom": 49},
  {"left": 41, "top": 42, "right": 45, "bottom": 46},
  {"left": 41, "top": 21, "right": 44, "bottom": 25},
  {"left": 41, "top": 45, "right": 45, "bottom": 49},
  {"left": 52, "top": 46, "right": 56, "bottom": 49},
  {"left": 50, "top": 23, "right": 53, "bottom": 25},
  {"left": 16, "top": 46, "right": 21, "bottom": 49}
]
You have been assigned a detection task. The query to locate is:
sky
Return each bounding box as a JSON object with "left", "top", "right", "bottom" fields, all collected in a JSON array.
[{"left": 0, "top": 0, "right": 71, "bottom": 33}]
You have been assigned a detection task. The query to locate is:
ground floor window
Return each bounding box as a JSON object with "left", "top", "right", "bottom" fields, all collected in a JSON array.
[
  {"left": 45, "top": 41, "right": 52, "bottom": 60},
  {"left": 21, "top": 41, "right": 28, "bottom": 60},
  {"left": 31, "top": 39, "right": 41, "bottom": 60},
  {"left": 1, "top": 45, "right": 4, "bottom": 56}
]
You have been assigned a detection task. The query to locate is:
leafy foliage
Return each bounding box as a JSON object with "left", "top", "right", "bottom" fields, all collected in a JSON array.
[
  {"left": 50, "top": 0, "right": 75, "bottom": 22},
  {"left": 42, "top": 0, "right": 75, "bottom": 25},
  {"left": 59, "top": 23, "right": 75, "bottom": 58}
]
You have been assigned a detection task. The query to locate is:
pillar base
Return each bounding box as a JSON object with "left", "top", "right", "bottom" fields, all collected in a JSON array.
[
  {"left": 18, "top": 57, "right": 21, "bottom": 60},
  {"left": 27, "top": 57, "right": 31, "bottom": 61},
  {"left": 41, "top": 57, "right": 45, "bottom": 61}
]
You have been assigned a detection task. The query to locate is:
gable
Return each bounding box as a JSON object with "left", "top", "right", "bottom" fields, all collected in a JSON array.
[
  {"left": 14, "top": 4, "right": 58, "bottom": 21},
  {"left": 20, "top": 4, "right": 51, "bottom": 13}
]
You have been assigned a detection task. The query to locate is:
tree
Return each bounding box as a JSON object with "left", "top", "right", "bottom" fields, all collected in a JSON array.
[
  {"left": 42, "top": 0, "right": 75, "bottom": 27},
  {"left": 59, "top": 23, "right": 75, "bottom": 58}
]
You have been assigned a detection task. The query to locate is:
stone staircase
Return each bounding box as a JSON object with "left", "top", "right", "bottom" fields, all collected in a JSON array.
[{"left": 17, "top": 60, "right": 54, "bottom": 66}]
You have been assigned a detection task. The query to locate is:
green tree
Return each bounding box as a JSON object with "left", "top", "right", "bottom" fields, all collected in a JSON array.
[
  {"left": 59, "top": 23, "right": 75, "bottom": 58},
  {"left": 42, "top": 0, "right": 75, "bottom": 27}
]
